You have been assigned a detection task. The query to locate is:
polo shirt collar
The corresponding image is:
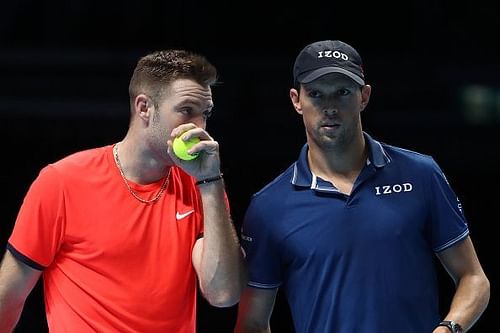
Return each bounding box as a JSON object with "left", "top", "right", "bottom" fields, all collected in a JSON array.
[{"left": 291, "top": 132, "right": 391, "bottom": 188}]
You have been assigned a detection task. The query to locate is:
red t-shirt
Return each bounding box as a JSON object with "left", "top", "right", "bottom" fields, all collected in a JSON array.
[{"left": 9, "top": 145, "right": 204, "bottom": 332}]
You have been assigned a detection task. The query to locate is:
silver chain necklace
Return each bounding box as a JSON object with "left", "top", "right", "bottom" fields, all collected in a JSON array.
[{"left": 113, "top": 143, "right": 170, "bottom": 204}]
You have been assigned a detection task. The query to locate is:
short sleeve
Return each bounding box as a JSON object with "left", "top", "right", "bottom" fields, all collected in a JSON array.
[
  {"left": 240, "top": 194, "right": 282, "bottom": 289},
  {"left": 427, "top": 159, "right": 469, "bottom": 252},
  {"left": 8, "top": 165, "right": 66, "bottom": 268}
]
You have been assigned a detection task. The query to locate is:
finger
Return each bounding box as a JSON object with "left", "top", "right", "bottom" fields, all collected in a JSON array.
[
  {"left": 189, "top": 139, "right": 219, "bottom": 156},
  {"left": 171, "top": 123, "right": 212, "bottom": 140},
  {"left": 166, "top": 140, "right": 180, "bottom": 162},
  {"left": 173, "top": 127, "right": 214, "bottom": 144},
  {"left": 170, "top": 123, "right": 198, "bottom": 138}
]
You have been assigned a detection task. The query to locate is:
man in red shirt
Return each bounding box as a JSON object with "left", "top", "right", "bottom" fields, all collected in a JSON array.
[{"left": 0, "top": 49, "right": 246, "bottom": 332}]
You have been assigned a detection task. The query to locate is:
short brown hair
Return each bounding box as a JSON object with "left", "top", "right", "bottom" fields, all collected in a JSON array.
[{"left": 128, "top": 49, "right": 217, "bottom": 106}]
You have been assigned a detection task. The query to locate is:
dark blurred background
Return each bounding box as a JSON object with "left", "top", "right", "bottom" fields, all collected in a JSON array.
[{"left": 1, "top": 1, "right": 497, "bottom": 332}]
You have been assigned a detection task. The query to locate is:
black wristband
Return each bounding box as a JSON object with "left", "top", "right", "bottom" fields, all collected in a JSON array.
[{"left": 195, "top": 173, "right": 223, "bottom": 186}]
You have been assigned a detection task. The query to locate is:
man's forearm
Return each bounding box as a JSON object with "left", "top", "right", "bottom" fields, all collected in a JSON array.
[
  {"left": 0, "top": 297, "right": 24, "bottom": 333},
  {"left": 197, "top": 180, "right": 246, "bottom": 307},
  {"left": 443, "top": 274, "right": 490, "bottom": 331}
]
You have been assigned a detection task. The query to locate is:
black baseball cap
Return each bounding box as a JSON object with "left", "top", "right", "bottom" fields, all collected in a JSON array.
[{"left": 293, "top": 40, "right": 365, "bottom": 86}]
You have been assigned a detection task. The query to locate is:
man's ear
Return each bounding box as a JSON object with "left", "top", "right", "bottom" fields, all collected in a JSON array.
[
  {"left": 360, "top": 84, "right": 372, "bottom": 111},
  {"left": 290, "top": 88, "right": 302, "bottom": 114},
  {"left": 135, "top": 94, "right": 151, "bottom": 121}
]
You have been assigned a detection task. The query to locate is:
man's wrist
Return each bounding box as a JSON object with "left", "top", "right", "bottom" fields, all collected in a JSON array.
[
  {"left": 437, "top": 320, "right": 463, "bottom": 333},
  {"left": 195, "top": 173, "right": 224, "bottom": 186}
]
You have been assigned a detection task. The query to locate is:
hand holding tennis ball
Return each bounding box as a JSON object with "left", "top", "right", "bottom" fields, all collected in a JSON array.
[{"left": 173, "top": 135, "right": 200, "bottom": 160}]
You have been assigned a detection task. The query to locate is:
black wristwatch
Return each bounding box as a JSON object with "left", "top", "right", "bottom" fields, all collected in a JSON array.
[{"left": 438, "top": 320, "right": 463, "bottom": 333}]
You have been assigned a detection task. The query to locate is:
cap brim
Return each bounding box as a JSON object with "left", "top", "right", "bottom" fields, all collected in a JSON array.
[{"left": 298, "top": 67, "right": 365, "bottom": 85}]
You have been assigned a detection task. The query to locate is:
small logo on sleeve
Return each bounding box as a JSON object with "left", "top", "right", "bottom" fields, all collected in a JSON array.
[{"left": 241, "top": 234, "right": 253, "bottom": 242}]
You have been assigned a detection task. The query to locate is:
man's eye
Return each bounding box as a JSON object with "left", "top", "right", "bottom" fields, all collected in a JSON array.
[
  {"left": 337, "top": 89, "right": 350, "bottom": 96},
  {"left": 203, "top": 110, "right": 213, "bottom": 118},
  {"left": 308, "top": 90, "right": 321, "bottom": 98}
]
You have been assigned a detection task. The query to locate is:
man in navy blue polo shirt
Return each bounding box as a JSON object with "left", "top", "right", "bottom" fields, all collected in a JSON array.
[{"left": 234, "top": 40, "right": 490, "bottom": 333}]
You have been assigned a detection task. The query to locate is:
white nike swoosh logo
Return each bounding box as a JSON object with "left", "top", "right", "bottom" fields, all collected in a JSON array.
[{"left": 176, "top": 210, "right": 194, "bottom": 220}]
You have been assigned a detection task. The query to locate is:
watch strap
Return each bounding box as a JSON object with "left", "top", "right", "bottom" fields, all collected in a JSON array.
[{"left": 438, "top": 320, "right": 463, "bottom": 333}]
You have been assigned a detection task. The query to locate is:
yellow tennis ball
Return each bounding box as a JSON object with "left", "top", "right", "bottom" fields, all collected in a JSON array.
[{"left": 173, "top": 136, "right": 200, "bottom": 160}]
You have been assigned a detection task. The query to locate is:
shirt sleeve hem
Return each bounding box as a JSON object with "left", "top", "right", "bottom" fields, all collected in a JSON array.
[
  {"left": 248, "top": 281, "right": 280, "bottom": 289},
  {"left": 6, "top": 243, "right": 45, "bottom": 271},
  {"left": 433, "top": 229, "right": 469, "bottom": 253}
]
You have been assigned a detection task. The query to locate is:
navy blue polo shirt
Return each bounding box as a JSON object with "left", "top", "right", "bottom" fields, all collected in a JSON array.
[{"left": 240, "top": 132, "right": 468, "bottom": 333}]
